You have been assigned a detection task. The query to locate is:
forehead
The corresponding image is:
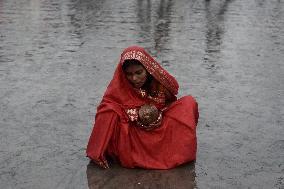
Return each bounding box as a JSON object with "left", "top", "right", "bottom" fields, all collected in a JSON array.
[{"left": 124, "top": 64, "right": 145, "bottom": 73}]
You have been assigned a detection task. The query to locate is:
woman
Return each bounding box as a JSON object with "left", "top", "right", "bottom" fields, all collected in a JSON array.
[{"left": 86, "top": 46, "right": 199, "bottom": 169}]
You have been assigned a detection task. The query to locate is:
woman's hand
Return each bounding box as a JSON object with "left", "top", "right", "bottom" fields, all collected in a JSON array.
[{"left": 93, "top": 158, "right": 109, "bottom": 169}]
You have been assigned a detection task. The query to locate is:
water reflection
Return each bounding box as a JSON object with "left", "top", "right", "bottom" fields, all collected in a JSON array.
[
  {"left": 153, "top": 0, "right": 173, "bottom": 54},
  {"left": 136, "top": 0, "right": 174, "bottom": 57},
  {"left": 203, "top": 0, "right": 233, "bottom": 71},
  {"left": 67, "top": 0, "right": 106, "bottom": 32},
  {"left": 136, "top": 0, "right": 152, "bottom": 43},
  {"left": 86, "top": 161, "right": 196, "bottom": 189}
]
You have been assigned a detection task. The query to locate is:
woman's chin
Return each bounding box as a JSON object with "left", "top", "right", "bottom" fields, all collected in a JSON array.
[{"left": 133, "top": 84, "right": 143, "bottom": 88}]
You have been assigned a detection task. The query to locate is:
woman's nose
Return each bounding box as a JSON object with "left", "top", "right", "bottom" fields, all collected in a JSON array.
[{"left": 132, "top": 75, "right": 138, "bottom": 81}]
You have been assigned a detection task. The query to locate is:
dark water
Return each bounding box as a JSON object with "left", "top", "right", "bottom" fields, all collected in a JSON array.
[{"left": 0, "top": 0, "right": 283, "bottom": 188}]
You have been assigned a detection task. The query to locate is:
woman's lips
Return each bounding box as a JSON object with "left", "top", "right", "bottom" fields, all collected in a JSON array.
[{"left": 133, "top": 82, "right": 143, "bottom": 87}]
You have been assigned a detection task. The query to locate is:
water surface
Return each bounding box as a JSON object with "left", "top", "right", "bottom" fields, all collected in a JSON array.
[{"left": 0, "top": 0, "right": 283, "bottom": 188}]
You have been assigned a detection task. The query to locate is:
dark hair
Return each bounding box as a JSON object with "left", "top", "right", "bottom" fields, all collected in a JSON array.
[
  {"left": 122, "top": 59, "right": 153, "bottom": 89},
  {"left": 122, "top": 59, "right": 142, "bottom": 71}
]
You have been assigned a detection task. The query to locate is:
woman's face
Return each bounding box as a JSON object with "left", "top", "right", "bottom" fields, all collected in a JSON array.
[{"left": 124, "top": 64, "right": 148, "bottom": 88}]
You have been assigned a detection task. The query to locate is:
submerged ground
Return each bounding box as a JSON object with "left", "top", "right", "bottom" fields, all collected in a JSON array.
[{"left": 0, "top": 0, "right": 283, "bottom": 188}]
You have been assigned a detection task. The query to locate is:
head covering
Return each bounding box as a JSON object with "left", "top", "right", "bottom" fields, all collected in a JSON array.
[
  {"left": 120, "top": 46, "right": 179, "bottom": 95},
  {"left": 99, "top": 46, "right": 179, "bottom": 112}
]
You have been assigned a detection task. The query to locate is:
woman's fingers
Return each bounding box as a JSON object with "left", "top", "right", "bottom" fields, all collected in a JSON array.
[
  {"left": 102, "top": 159, "right": 110, "bottom": 169},
  {"left": 93, "top": 159, "right": 109, "bottom": 169}
]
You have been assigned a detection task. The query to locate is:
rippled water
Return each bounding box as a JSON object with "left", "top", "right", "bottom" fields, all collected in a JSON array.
[{"left": 0, "top": 0, "right": 283, "bottom": 188}]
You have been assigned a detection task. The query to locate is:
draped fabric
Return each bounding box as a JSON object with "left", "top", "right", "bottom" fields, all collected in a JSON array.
[{"left": 86, "top": 46, "right": 199, "bottom": 169}]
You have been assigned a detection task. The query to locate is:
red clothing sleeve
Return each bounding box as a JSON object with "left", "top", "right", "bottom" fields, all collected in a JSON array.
[{"left": 86, "top": 111, "right": 118, "bottom": 161}]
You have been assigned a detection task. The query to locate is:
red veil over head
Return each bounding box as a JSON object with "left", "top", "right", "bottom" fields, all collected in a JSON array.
[{"left": 101, "top": 46, "right": 179, "bottom": 110}]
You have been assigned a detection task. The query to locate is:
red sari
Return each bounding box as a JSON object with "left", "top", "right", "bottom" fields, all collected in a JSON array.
[{"left": 86, "top": 46, "right": 199, "bottom": 169}]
